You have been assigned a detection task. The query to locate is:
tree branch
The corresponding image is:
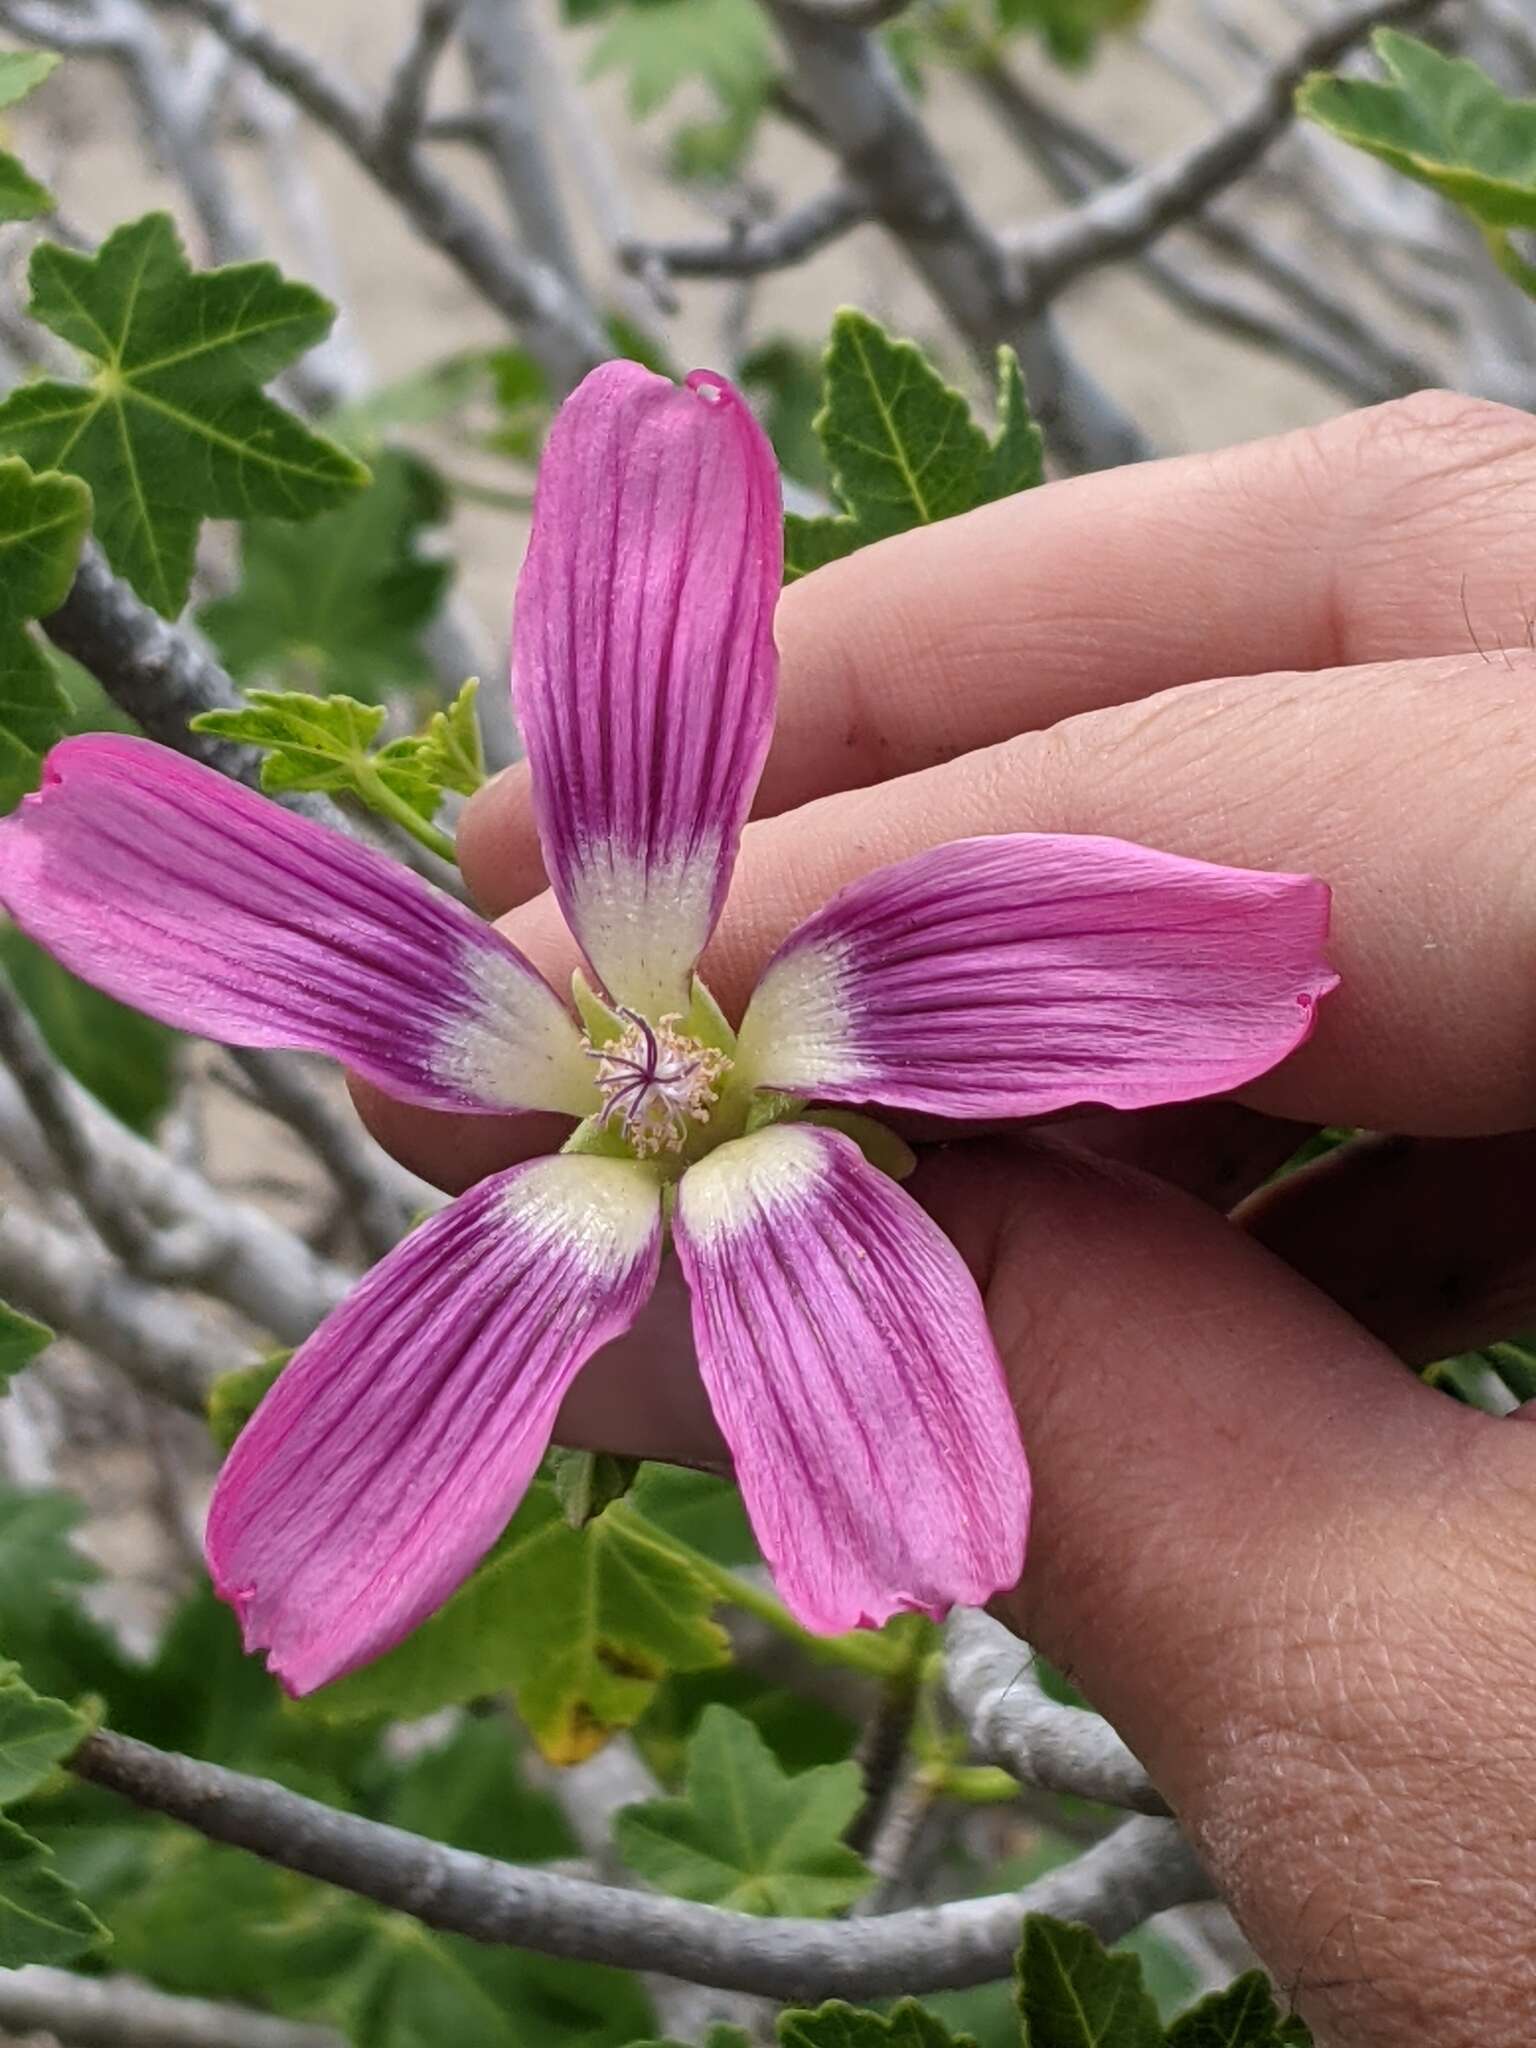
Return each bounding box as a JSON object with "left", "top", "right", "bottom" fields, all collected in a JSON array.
[
  {"left": 625, "top": 185, "right": 869, "bottom": 278},
  {"left": 72, "top": 1727, "right": 1208, "bottom": 1997},
  {"left": 378, "top": 0, "right": 464, "bottom": 165},
  {"left": 758, "top": 0, "right": 1151, "bottom": 470},
  {"left": 1014, "top": 0, "right": 1445, "bottom": 310},
  {"left": 944, "top": 1610, "right": 1171, "bottom": 1817},
  {"left": 459, "top": 0, "right": 587, "bottom": 292},
  {"left": 163, "top": 0, "right": 608, "bottom": 389},
  {"left": 0, "top": 1967, "right": 344, "bottom": 2048}
]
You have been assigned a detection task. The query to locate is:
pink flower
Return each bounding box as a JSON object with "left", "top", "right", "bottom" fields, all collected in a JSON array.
[{"left": 0, "top": 364, "right": 1338, "bottom": 1694}]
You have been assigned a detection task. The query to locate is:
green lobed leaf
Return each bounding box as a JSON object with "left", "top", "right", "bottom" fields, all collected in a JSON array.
[
  {"left": 1016, "top": 1915, "right": 1164, "bottom": 2047},
  {"left": 589, "top": 0, "right": 775, "bottom": 125},
  {"left": 382, "top": 676, "right": 485, "bottom": 800},
  {"left": 199, "top": 449, "right": 452, "bottom": 701},
  {"left": 0, "top": 1300, "right": 49, "bottom": 1388},
  {"left": 780, "top": 2001, "right": 975, "bottom": 2048},
  {"left": 0, "top": 1814, "right": 104, "bottom": 1965},
  {"left": 550, "top": 1449, "right": 642, "bottom": 1529},
  {"left": 0, "top": 928, "right": 178, "bottom": 1132},
  {"left": 0, "top": 456, "right": 91, "bottom": 813},
  {"left": 990, "top": 0, "right": 1147, "bottom": 68},
  {"left": 1165, "top": 1969, "right": 1305, "bottom": 2046},
  {"left": 207, "top": 1351, "right": 291, "bottom": 1456},
  {"left": 627, "top": 2031, "right": 750, "bottom": 2048},
  {"left": 1299, "top": 30, "right": 1536, "bottom": 270},
  {"left": 614, "top": 1702, "right": 871, "bottom": 1915},
  {"left": 305, "top": 1486, "right": 729, "bottom": 1762},
  {"left": 0, "top": 211, "right": 368, "bottom": 616},
  {"left": 785, "top": 312, "right": 1044, "bottom": 581},
  {"left": 0, "top": 1665, "right": 87, "bottom": 1804}
]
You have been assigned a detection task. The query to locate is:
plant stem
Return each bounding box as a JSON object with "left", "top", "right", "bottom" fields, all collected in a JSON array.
[{"left": 354, "top": 761, "right": 460, "bottom": 866}]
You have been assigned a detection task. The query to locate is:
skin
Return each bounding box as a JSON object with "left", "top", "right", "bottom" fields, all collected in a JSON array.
[{"left": 357, "top": 389, "right": 1536, "bottom": 2044}]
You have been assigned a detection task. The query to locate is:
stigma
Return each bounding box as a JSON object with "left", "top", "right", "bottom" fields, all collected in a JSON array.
[{"left": 585, "top": 1010, "right": 732, "bottom": 1157}]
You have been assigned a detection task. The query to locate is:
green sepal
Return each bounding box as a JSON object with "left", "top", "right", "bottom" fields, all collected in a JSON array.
[
  {"left": 572, "top": 969, "right": 627, "bottom": 1047},
  {"left": 560, "top": 1112, "right": 640, "bottom": 1162},
  {"left": 801, "top": 1109, "right": 916, "bottom": 1182},
  {"left": 744, "top": 1089, "right": 809, "bottom": 1134},
  {"left": 679, "top": 975, "right": 737, "bottom": 1058},
  {"left": 549, "top": 1449, "right": 641, "bottom": 1529}
]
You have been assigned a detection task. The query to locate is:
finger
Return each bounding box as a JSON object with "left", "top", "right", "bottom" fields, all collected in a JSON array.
[
  {"left": 1240, "top": 1129, "right": 1536, "bottom": 1367},
  {"left": 961, "top": 1138, "right": 1536, "bottom": 2046},
  {"left": 462, "top": 391, "right": 1536, "bottom": 915}
]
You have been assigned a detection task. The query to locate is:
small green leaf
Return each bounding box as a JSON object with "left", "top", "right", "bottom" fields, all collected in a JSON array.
[
  {"left": 0, "top": 49, "right": 58, "bottom": 222},
  {"left": 199, "top": 450, "right": 451, "bottom": 701},
  {"left": 739, "top": 337, "right": 828, "bottom": 490},
  {"left": 0, "top": 457, "right": 90, "bottom": 812},
  {"left": 207, "top": 1352, "right": 291, "bottom": 1456},
  {"left": 1016, "top": 1915, "right": 1163, "bottom": 2047},
  {"left": 1300, "top": 31, "right": 1536, "bottom": 257},
  {"left": 0, "top": 1302, "right": 50, "bottom": 1388},
  {"left": 0, "top": 1668, "right": 87, "bottom": 1803},
  {"left": 0, "top": 1814, "right": 104, "bottom": 1964},
  {"left": 0, "top": 212, "right": 367, "bottom": 616},
  {"left": 990, "top": 0, "right": 1147, "bottom": 68},
  {"left": 589, "top": 0, "right": 774, "bottom": 124},
  {"left": 193, "top": 688, "right": 442, "bottom": 821},
  {"left": 780, "top": 2001, "right": 974, "bottom": 2048},
  {"left": 549, "top": 1450, "right": 641, "bottom": 1529},
  {"left": 0, "top": 928, "right": 178, "bottom": 1131},
  {"left": 1164, "top": 1968, "right": 1302, "bottom": 2045},
  {"left": 382, "top": 676, "right": 485, "bottom": 800},
  {"left": 305, "top": 1486, "right": 728, "bottom": 1761},
  {"left": 614, "top": 1703, "right": 870, "bottom": 1915},
  {"left": 785, "top": 313, "right": 1043, "bottom": 581}
]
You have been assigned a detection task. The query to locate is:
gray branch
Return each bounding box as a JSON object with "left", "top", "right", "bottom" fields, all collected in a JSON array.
[
  {"left": 0, "top": 1967, "right": 344, "bottom": 2048},
  {"left": 378, "top": 0, "right": 464, "bottom": 164},
  {"left": 165, "top": 0, "right": 608, "bottom": 389},
  {"left": 1014, "top": 0, "right": 1444, "bottom": 310},
  {"left": 0, "top": 1203, "right": 241, "bottom": 1410},
  {"left": 0, "top": 1052, "right": 352, "bottom": 1350},
  {"left": 459, "top": 0, "right": 587, "bottom": 292},
  {"left": 759, "top": 0, "right": 1151, "bottom": 471},
  {"left": 945, "top": 1610, "right": 1171, "bottom": 1817},
  {"left": 72, "top": 1727, "right": 1207, "bottom": 1996},
  {"left": 626, "top": 185, "right": 869, "bottom": 278}
]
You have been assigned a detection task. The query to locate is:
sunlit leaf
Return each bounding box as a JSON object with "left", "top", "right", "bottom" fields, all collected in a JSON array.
[
  {"left": 0, "top": 49, "right": 57, "bottom": 221},
  {"left": 305, "top": 1487, "right": 728, "bottom": 1762},
  {"left": 785, "top": 311, "right": 1043, "bottom": 581},
  {"left": 614, "top": 1703, "right": 870, "bottom": 1914},
  {"left": 0, "top": 1666, "right": 87, "bottom": 1804},
  {"left": 0, "top": 1301, "right": 49, "bottom": 1389},
  {"left": 0, "top": 212, "right": 367, "bottom": 616}
]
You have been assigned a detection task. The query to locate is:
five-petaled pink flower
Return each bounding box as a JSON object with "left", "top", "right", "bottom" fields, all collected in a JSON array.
[{"left": 0, "top": 363, "right": 1337, "bottom": 1694}]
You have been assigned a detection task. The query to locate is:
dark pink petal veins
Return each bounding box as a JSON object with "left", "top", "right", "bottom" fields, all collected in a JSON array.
[
  {"left": 513, "top": 362, "right": 781, "bottom": 1015},
  {"left": 207, "top": 1154, "right": 663, "bottom": 1695},
  {"left": 673, "top": 1123, "right": 1029, "bottom": 1634},
  {"left": 0, "top": 735, "right": 596, "bottom": 1117},
  {"left": 736, "top": 833, "right": 1337, "bottom": 1118}
]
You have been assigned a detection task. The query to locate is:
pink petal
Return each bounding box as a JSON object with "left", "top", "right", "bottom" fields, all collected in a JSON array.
[
  {"left": 0, "top": 735, "right": 596, "bottom": 1117},
  {"left": 736, "top": 834, "right": 1337, "bottom": 1119},
  {"left": 673, "top": 1123, "right": 1028, "bottom": 1633},
  {"left": 207, "top": 1153, "right": 663, "bottom": 1694},
  {"left": 513, "top": 362, "right": 781, "bottom": 1016}
]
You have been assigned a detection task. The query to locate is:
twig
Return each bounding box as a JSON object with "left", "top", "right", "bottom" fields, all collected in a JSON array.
[
  {"left": 0, "top": 1967, "right": 344, "bottom": 2048},
  {"left": 944, "top": 1610, "right": 1172, "bottom": 1816},
  {"left": 758, "top": 0, "right": 1151, "bottom": 470},
  {"left": 72, "top": 1727, "right": 1210, "bottom": 1997},
  {"left": 0, "top": 1204, "right": 240, "bottom": 1411},
  {"left": 227, "top": 1049, "right": 433, "bottom": 1265},
  {"left": 1013, "top": 0, "right": 1444, "bottom": 310},
  {"left": 378, "top": 0, "right": 464, "bottom": 164},
  {"left": 164, "top": 0, "right": 608, "bottom": 389},
  {"left": 0, "top": 1055, "right": 353, "bottom": 1348},
  {"left": 625, "top": 185, "right": 869, "bottom": 278},
  {"left": 459, "top": 0, "right": 587, "bottom": 292}
]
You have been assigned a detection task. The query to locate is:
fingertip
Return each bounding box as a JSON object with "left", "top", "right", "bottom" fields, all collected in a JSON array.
[{"left": 458, "top": 761, "right": 546, "bottom": 917}]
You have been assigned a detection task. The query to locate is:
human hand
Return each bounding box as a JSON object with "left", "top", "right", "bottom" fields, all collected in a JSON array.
[{"left": 357, "top": 390, "right": 1536, "bottom": 2043}]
